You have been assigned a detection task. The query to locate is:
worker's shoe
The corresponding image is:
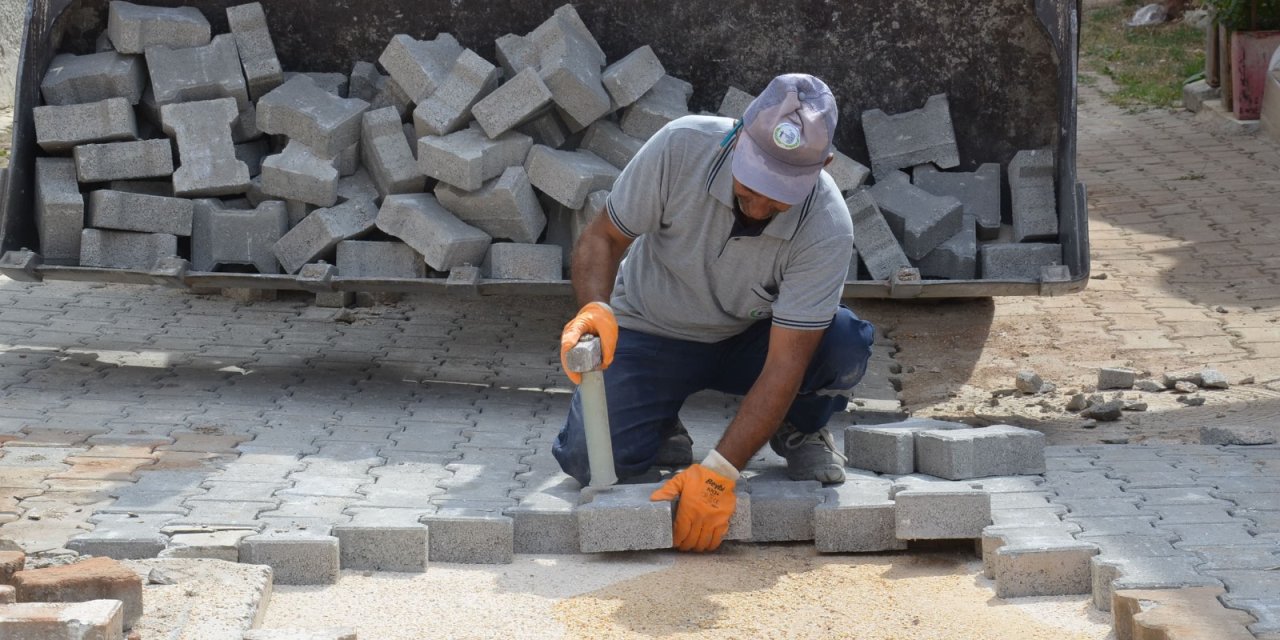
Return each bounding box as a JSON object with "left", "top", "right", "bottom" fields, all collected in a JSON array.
[
  {"left": 769, "top": 422, "right": 847, "bottom": 484},
  {"left": 653, "top": 418, "right": 693, "bottom": 467}
]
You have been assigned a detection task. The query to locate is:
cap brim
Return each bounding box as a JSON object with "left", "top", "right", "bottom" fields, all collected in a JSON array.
[{"left": 731, "top": 132, "right": 824, "bottom": 206}]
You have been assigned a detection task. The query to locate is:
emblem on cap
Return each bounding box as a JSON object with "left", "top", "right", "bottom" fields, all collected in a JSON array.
[{"left": 772, "top": 122, "right": 802, "bottom": 150}]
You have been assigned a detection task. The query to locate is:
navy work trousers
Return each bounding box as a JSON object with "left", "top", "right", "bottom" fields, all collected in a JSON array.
[{"left": 552, "top": 306, "right": 876, "bottom": 485}]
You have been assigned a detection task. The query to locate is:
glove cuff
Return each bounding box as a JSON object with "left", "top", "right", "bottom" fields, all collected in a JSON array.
[{"left": 701, "top": 450, "right": 740, "bottom": 481}]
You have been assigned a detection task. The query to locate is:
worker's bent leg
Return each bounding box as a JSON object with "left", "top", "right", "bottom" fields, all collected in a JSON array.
[
  {"left": 710, "top": 306, "right": 875, "bottom": 434},
  {"left": 553, "top": 328, "right": 715, "bottom": 486}
]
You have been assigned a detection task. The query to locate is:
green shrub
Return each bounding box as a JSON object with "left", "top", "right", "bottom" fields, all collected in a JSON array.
[{"left": 1206, "top": 0, "right": 1280, "bottom": 31}]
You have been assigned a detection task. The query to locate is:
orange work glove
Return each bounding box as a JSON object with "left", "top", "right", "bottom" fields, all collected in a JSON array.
[
  {"left": 559, "top": 301, "right": 618, "bottom": 385},
  {"left": 650, "top": 463, "right": 737, "bottom": 552}
]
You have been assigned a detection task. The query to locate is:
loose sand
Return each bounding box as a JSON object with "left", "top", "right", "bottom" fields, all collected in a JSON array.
[{"left": 261, "top": 545, "right": 1114, "bottom": 639}]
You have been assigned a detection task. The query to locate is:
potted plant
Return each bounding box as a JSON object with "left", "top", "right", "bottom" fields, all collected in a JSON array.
[{"left": 1207, "top": 0, "right": 1280, "bottom": 118}]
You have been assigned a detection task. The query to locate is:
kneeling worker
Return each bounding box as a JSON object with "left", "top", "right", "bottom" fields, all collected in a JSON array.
[{"left": 554, "top": 74, "right": 876, "bottom": 553}]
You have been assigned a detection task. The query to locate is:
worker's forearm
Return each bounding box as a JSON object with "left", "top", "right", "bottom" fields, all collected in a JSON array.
[
  {"left": 571, "top": 224, "right": 624, "bottom": 308},
  {"left": 714, "top": 366, "right": 804, "bottom": 470}
]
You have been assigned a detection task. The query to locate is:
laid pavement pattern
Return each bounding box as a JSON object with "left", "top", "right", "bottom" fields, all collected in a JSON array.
[
  {"left": 0, "top": 83, "right": 1278, "bottom": 637},
  {"left": 0, "top": 283, "right": 897, "bottom": 554}
]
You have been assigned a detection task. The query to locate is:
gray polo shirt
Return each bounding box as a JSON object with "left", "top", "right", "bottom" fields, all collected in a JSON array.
[{"left": 606, "top": 115, "right": 853, "bottom": 343}]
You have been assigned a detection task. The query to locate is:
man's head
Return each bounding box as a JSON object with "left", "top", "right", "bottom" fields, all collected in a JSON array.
[{"left": 731, "top": 74, "right": 838, "bottom": 208}]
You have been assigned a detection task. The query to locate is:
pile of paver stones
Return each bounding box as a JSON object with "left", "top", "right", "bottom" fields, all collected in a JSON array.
[{"left": 33, "top": 1, "right": 1061, "bottom": 287}]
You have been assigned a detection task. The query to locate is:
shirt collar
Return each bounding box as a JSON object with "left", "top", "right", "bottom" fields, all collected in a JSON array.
[{"left": 706, "top": 134, "right": 813, "bottom": 241}]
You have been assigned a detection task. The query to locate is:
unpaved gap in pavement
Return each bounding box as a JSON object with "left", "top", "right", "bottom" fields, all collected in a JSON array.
[{"left": 260, "top": 546, "right": 1113, "bottom": 639}]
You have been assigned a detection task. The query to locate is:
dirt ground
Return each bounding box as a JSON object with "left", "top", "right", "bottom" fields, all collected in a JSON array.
[
  {"left": 853, "top": 296, "right": 1280, "bottom": 447},
  {"left": 263, "top": 546, "right": 1114, "bottom": 640}
]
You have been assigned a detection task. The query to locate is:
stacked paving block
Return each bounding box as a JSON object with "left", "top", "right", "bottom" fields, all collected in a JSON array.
[
  {"left": 914, "top": 163, "right": 1002, "bottom": 240},
  {"left": 867, "top": 171, "right": 963, "bottom": 260},
  {"left": 257, "top": 75, "right": 369, "bottom": 156},
  {"left": 471, "top": 67, "right": 554, "bottom": 138},
  {"left": 845, "top": 189, "right": 911, "bottom": 281},
  {"left": 145, "top": 34, "right": 250, "bottom": 110},
  {"left": 621, "top": 75, "right": 693, "bottom": 138},
  {"left": 980, "top": 242, "right": 1063, "bottom": 280},
  {"left": 274, "top": 198, "right": 378, "bottom": 274},
  {"left": 336, "top": 240, "right": 427, "bottom": 279},
  {"left": 602, "top": 45, "right": 665, "bottom": 107},
  {"left": 862, "top": 93, "right": 960, "bottom": 177},
  {"left": 1008, "top": 148, "right": 1058, "bottom": 242},
  {"left": 41, "top": 51, "right": 146, "bottom": 105},
  {"left": 261, "top": 141, "right": 340, "bottom": 207},
  {"left": 80, "top": 228, "right": 177, "bottom": 269},
  {"left": 191, "top": 199, "right": 288, "bottom": 273},
  {"left": 481, "top": 243, "right": 563, "bottom": 280},
  {"left": 363, "top": 107, "right": 426, "bottom": 196},
  {"left": 226, "top": 2, "right": 284, "bottom": 100},
  {"left": 419, "top": 126, "right": 534, "bottom": 192},
  {"left": 375, "top": 194, "right": 491, "bottom": 271},
  {"left": 34, "top": 98, "right": 138, "bottom": 152},
  {"left": 847, "top": 93, "right": 1063, "bottom": 283},
  {"left": 34, "top": 158, "right": 85, "bottom": 265},
  {"left": 434, "top": 166, "right": 547, "bottom": 243},
  {"left": 87, "top": 189, "right": 193, "bottom": 235},
  {"left": 845, "top": 418, "right": 969, "bottom": 475},
  {"left": 161, "top": 97, "right": 251, "bottom": 196},
  {"left": 30, "top": 1, "right": 1064, "bottom": 290},
  {"left": 526, "top": 145, "right": 620, "bottom": 209},
  {"left": 580, "top": 120, "right": 644, "bottom": 170},
  {"left": 107, "top": 1, "right": 211, "bottom": 53},
  {"left": 413, "top": 49, "right": 499, "bottom": 137},
  {"left": 914, "top": 424, "right": 1047, "bottom": 480},
  {"left": 378, "top": 33, "right": 464, "bottom": 104},
  {"left": 74, "top": 139, "right": 174, "bottom": 182}
]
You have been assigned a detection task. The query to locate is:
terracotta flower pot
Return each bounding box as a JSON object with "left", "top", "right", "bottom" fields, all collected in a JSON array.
[{"left": 1231, "top": 29, "right": 1280, "bottom": 120}]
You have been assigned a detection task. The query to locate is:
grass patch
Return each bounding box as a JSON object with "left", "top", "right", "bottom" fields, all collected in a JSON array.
[{"left": 1082, "top": 2, "right": 1207, "bottom": 109}]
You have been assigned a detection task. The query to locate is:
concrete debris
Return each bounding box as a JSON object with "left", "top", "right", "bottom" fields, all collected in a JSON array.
[
  {"left": 1200, "top": 425, "right": 1277, "bottom": 446},
  {"left": 1015, "top": 370, "right": 1045, "bottom": 394},
  {"left": 1098, "top": 367, "right": 1138, "bottom": 390},
  {"left": 1065, "top": 393, "right": 1088, "bottom": 412},
  {"left": 1081, "top": 399, "right": 1124, "bottom": 422}
]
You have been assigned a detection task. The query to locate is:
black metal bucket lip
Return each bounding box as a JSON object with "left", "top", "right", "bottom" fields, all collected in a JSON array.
[{"left": 4, "top": 262, "right": 1088, "bottom": 299}]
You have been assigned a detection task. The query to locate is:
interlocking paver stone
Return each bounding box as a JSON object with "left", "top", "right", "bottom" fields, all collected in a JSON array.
[
  {"left": 578, "top": 483, "right": 672, "bottom": 553},
  {"left": 332, "top": 508, "right": 429, "bottom": 571},
  {"left": 146, "top": 34, "right": 250, "bottom": 110},
  {"left": 419, "top": 507, "right": 513, "bottom": 564},
  {"left": 747, "top": 480, "right": 823, "bottom": 542},
  {"left": 239, "top": 531, "right": 340, "bottom": 584},
  {"left": 815, "top": 481, "right": 904, "bottom": 553}
]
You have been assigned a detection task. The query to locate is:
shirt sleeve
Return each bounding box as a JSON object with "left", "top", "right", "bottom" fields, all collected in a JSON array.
[
  {"left": 604, "top": 127, "right": 675, "bottom": 239},
  {"left": 772, "top": 232, "right": 854, "bottom": 331}
]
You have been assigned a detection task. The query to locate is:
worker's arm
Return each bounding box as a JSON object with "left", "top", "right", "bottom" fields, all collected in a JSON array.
[
  {"left": 559, "top": 213, "right": 635, "bottom": 384},
  {"left": 714, "top": 324, "right": 825, "bottom": 469},
  {"left": 570, "top": 211, "right": 634, "bottom": 307}
]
